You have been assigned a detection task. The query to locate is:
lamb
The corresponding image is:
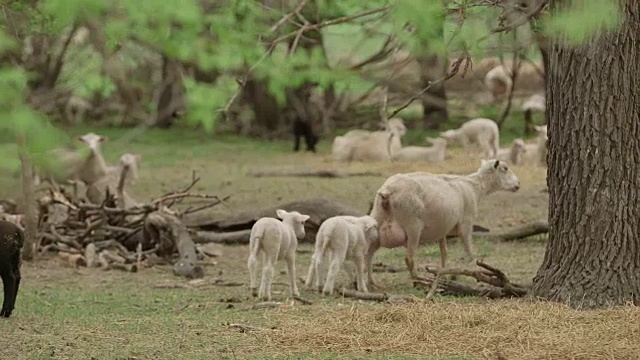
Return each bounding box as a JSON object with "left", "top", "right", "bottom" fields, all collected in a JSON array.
[
  {"left": 392, "top": 137, "right": 448, "bottom": 163},
  {"left": 497, "top": 138, "right": 527, "bottom": 165},
  {"left": 304, "top": 215, "right": 378, "bottom": 295},
  {"left": 484, "top": 64, "right": 513, "bottom": 101},
  {"left": 523, "top": 125, "right": 548, "bottom": 167},
  {"left": 107, "top": 153, "right": 142, "bottom": 186},
  {"left": 440, "top": 118, "right": 500, "bottom": 159},
  {"left": 332, "top": 118, "right": 407, "bottom": 162},
  {"left": 367, "top": 159, "right": 520, "bottom": 288},
  {"left": 247, "top": 209, "right": 310, "bottom": 301},
  {"left": 0, "top": 220, "right": 24, "bottom": 318},
  {"left": 86, "top": 152, "right": 140, "bottom": 208}
]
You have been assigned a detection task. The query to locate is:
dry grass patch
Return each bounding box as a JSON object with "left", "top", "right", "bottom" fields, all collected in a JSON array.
[{"left": 255, "top": 300, "right": 640, "bottom": 359}]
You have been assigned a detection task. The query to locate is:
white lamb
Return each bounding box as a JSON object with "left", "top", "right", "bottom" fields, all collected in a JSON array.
[
  {"left": 247, "top": 209, "right": 310, "bottom": 301},
  {"left": 523, "top": 125, "right": 548, "bottom": 167},
  {"left": 497, "top": 138, "right": 527, "bottom": 165},
  {"left": 484, "top": 64, "right": 513, "bottom": 101},
  {"left": 393, "top": 137, "right": 448, "bottom": 163},
  {"left": 521, "top": 93, "right": 545, "bottom": 113},
  {"left": 332, "top": 118, "right": 407, "bottom": 162},
  {"left": 440, "top": 118, "right": 500, "bottom": 159},
  {"left": 304, "top": 215, "right": 378, "bottom": 295},
  {"left": 366, "top": 159, "right": 520, "bottom": 288}
]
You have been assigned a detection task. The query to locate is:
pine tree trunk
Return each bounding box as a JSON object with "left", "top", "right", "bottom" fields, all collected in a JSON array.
[{"left": 531, "top": 0, "right": 640, "bottom": 308}]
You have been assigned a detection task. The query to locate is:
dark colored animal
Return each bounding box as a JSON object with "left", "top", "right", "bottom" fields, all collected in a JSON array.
[
  {"left": 0, "top": 220, "right": 24, "bottom": 318},
  {"left": 293, "top": 117, "right": 319, "bottom": 153}
]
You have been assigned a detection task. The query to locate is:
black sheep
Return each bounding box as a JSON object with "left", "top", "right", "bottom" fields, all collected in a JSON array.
[
  {"left": 0, "top": 220, "right": 24, "bottom": 318},
  {"left": 292, "top": 117, "right": 319, "bottom": 153}
]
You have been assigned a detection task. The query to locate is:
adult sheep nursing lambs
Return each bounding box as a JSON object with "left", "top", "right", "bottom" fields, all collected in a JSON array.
[
  {"left": 0, "top": 220, "right": 24, "bottom": 318},
  {"left": 393, "top": 137, "right": 448, "bottom": 163},
  {"left": 247, "top": 209, "right": 310, "bottom": 301},
  {"left": 304, "top": 215, "right": 378, "bottom": 295},
  {"left": 332, "top": 118, "right": 407, "bottom": 162},
  {"left": 440, "top": 118, "right": 500, "bottom": 159},
  {"left": 367, "top": 159, "right": 520, "bottom": 287}
]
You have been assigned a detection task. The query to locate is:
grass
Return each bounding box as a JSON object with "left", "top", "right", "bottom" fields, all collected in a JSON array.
[{"left": 1, "top": 114, "right": 632, "bottom": 359}]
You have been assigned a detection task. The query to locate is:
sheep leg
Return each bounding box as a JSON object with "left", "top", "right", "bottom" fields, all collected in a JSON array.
[
  {"left": 365, "top": 241, "right": 386, "bottom": 290},
  {"left": 438, "top": 237, "right": 448, "bottom": 269},
  {"left": 285, "top": 250, "right": 300, "bottom": 297},
  {"left": 304, "top": 253, "right": 317, "bottom": 290},
  {"left": 353, "top": 253, "right": 368, "bottom": 293},
  {"left": 322, "top": 247, "right": 346, "bottom": 296},
  {"left": 258, "top": 253, "right": 276, "bottom": 301},
  {"left": 460, "top": 137, "right": 473, "bottom": 158},
  {"left": 314, "top": 249, "right": 327, "bottom": 293},
  {"left": 403, "top": 222, "right": 425, "bottom": 281},
  {"left": 247, "top": 250, "right": 260, "bottom": 297},
  {"left": 0, "top": 268, "right": 16, "bottom": 318},
  {"left": 12, "top": 251, "right": 21, "bottom": 308},
  {"left": 459, "top": 223, "right": 476, "bottom": 264}
]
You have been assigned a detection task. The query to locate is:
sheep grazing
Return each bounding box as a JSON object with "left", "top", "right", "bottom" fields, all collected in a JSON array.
[
  {"left": 440, "top": 118, "right": 500, "bottom": 159},
  {"left": 0, "top": 220, "right": 24, "bottom": 318},
  {"left": 247, "top": 209, "right": 310, "bottom": 301},
  {"left": 332, "top": 118, "right": 407, "bottom": 162},
  {"left": 523, "top": 125, "right": 548, "bottom": 167},
  {"left": 305, "top": 215, "right": 378, "bottom": 295},
  {"left": 393, "top": 137, "right": 448, "bottom": 163},
  {"left": 484, "top": 64, "right": 513, "bottom": 101},
  {"left": 367, "top": 159, "right": 520, "bottom": 287},
  {"left": 497, "top": 138, "right": 527, "bottom": 165}
]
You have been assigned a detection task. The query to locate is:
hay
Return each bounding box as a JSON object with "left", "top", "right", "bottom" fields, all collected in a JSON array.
[{"left": 252, "top": 299, "right": 640, "bottom": 359}]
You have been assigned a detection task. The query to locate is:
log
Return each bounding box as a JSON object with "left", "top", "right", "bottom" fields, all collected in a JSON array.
[
  {"left": 339, "top": 288, "right": 388, "bottom": 302},
  {"left": 488, "top": 220, "right": 548, "bottom": 241},
  {"left": 187, "top": 197, "right": 491, "bottom": 244},
  {"left": 246, "top": 167, "right": 383, "bottom": 178}
]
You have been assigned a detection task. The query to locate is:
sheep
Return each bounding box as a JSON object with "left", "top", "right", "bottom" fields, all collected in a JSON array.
[
  {"left": 86, "top": 152, "right": 140, "bottom": 209},
  {"left": 304, "top": 215, "right": 378, "bottom": 295},
  {"left": 0, "top": 220, "right": 24, "bottom": 318},
  {"left": 366, "top": 159, "right": 520, "bottom": 288},
  {"left": 497, "top": 138, "right": 527, "bottom": 165},
  {"left": 523, "top": 125, "right": 548, "bottom": 167},
  {"left": 247, "top": 209, "right": 310, "bottom": 301},
  {"left": 392, "top": 137, "right": 448, "bottom": 163},
  {"left": 484, "top": 64, "right": 513, "bottom": 101},
  {"left": 332, "top": 118, "right": 407, "bottom": 162},
  {"left": 440, "top": 118, "right": 500, "bottom": 159}
]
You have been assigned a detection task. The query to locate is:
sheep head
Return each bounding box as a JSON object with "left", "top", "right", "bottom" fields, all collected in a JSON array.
[
  {"left": 276, "top": 209, "right": 310, "bottom": 239},
  {"left": 78, "top": 132, "right": 107, "bottom": 153},
  {"left": 479, "top": 159, "right": 520, "bottom": 192}
]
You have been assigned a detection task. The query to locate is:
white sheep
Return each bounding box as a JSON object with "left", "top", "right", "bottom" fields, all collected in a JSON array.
[
  {"left": 440, "top": 118, "right": 500, "bottom": 159},
  {"left": 523, "top": 125, "right": 548, "bottom": 167},
  {"left": 85, "top": 153, "right": 140, "bottom": 209},
  {"left": 305, "top": 215, "right": 378, "bottom": 295},
  {"left": 484, "top": 64, "right": 513, "bottom": 101},
  {"left": 497, "top": 138, "right": 527, "bottom": 165},
  {"left": 393, "top": 137, "right": 448, "bottom": 163},
  {"left": 521, "top": 93, "right": 545, "bottom": 113},
  {"left": 366, "top": 159, "right": 520, "bottom": 288},
  {"left": 332, "top": 118, "right": 407, "bottom": 162},
  {"left": 107, "top": 153, "right": 142, "bottom": 185},
  {"left": 247, "top": 209, "right": 310, "bottom": 301}
]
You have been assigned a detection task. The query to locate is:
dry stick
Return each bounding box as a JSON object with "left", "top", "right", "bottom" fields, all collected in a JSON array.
[
  {"left": 293, "top": 295, "right": 313, "bottom": 305},
  {"left": 425, "top": 273, "right": 441, "bottom": 301},
  {"left": 270, "top": 0, "right": 308, "bottom": 33},
  {"left": 387, "top": 54, "right": 471, "bottom": 119},
  {"left": 339, "top": 288, "right": 389, "bottom": 302},
  {"left": 492, "top": 0, "right": 549, "bottom": 33},
  {"left": 497, "top": 32, "right": 521, "bottom": 129}
]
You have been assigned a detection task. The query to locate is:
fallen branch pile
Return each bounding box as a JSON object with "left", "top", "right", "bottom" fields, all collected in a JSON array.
[
  {"left": 413, "top": 260, "right": 529, "bottom": 299},
  {"left": 35, "top": 173, "right": 228, "bottom": 278}
]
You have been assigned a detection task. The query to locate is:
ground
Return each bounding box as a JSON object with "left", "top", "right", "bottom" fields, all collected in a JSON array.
[{"left": 1, "top": 124, "right": 639, "bottom": 360}]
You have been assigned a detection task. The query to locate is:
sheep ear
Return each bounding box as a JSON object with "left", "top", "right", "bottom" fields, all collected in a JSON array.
[
  {"left": 275, "top": 209, "right": 287, "bottom": 219},
  {"left": 99, "top": 135, "right": 108, "bottom": 142},
  {"left": 493, "top": 160, "right": 500, "bottom": 169},
  {"left": 300, "top": 215, "right": 310, "bottom": 222},
  {"left": 77, "top": 136, "right": 86, "bottom": 143},
  {"left": 480, "top": 159, "right": 488, "bottom": 166}
]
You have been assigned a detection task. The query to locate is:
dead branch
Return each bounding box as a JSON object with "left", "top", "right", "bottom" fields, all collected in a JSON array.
[
  {"left": 245, "top": 168, "right": 383, "bottom": 178},
  {"left": 339, "top": 288, "right": 388, "bottom": 302},
  {"left": 251, "top": 302, "right": 282, "bottom": 310},
  {"left": 194, "top": 230, "right": 252, "bottom": 245},
  {"left": 488, "top": 220, "right": 549, "bottom": 241},
  {"left": 226, "top": 322, "right": 272, "bottom": 332},
  {"left": 293, "top": 295, "right": 314, "bottom": 305}
]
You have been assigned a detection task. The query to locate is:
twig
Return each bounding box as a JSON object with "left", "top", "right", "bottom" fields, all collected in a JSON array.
[{"left": 293, "top": 295, "right": 313, "bottom": 305}]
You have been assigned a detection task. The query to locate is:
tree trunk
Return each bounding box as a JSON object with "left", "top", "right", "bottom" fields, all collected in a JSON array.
[
  {"left": 531, "top": 0, "right": 640, "bottom": 308},
  {"left": 17, "top": 138, "right": 36, "bottom": 261},
  {"left": 417, "top": 54, "right": 449, "bottom": 130}
]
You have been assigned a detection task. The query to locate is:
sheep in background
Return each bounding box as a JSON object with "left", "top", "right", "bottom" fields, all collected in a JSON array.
[
  {"left": 367, "top": 159, "right": 520, "bottom": 288},
  {"left": 393, "top": 137, "right": 448, "bottom": 163},
  {"left": 523, "top": 125, "right": 548, "bottom": 167},
  {"left": 497, "top": 138, "right": 527, "bottom": 165},
  {"left": 521, "top": 94, "right": 546, "bottom": 135},
  {"left": 440, "top": 118, "right": 500, "bottom": 159},
  {"left": 247, "top": 209, "right": 310, "bottom": 301},
  {"left": 0, "top": 220, "right": 24, "bottom": 318},
  {"left": 484, "top": 65, "right": 513, "bottom": 101},
  {"left": 332, "top": 118, "right": 407, "bottom": 162},
  {"left": 305, "top": 215, "right": 378, "bottom": 295}
]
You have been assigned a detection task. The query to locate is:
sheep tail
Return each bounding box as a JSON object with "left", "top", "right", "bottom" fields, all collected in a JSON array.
[
  {"left": 378, "top": 190, "right": 392, "bottom": 213},
  {"left": 248, "top": 230, "right": 262, "bottom": 262}
]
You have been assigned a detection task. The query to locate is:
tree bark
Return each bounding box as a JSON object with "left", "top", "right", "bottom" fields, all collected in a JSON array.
[
  {"left": 17, "top": 138, "right": 36, "bottom": 261},
  {"left": 531, "top": 0, "right": 640, "bottom": 308},
  {"left": 417, "top": 55, "right": 449, "bottom": 130}
]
